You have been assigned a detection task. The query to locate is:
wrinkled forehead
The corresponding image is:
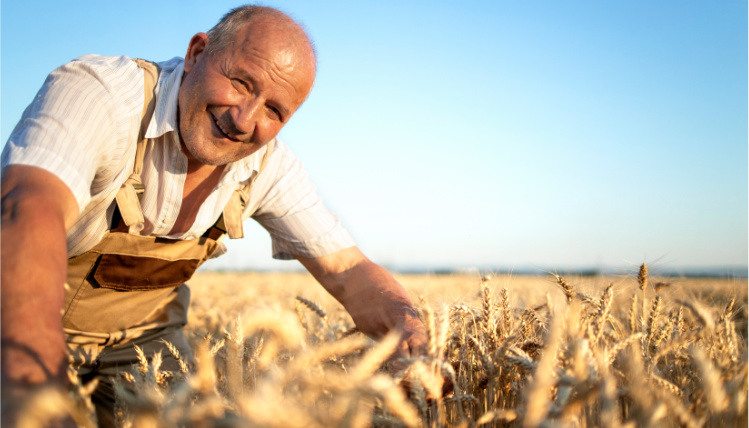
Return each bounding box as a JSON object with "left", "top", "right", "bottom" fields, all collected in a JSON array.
[{"left": 231, "top": 17, "right": 315, "bottom": 73}]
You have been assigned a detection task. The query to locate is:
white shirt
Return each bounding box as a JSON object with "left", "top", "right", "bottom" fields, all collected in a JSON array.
[{"left": 2, "top": 55, "right": 355, "bottom": 260}]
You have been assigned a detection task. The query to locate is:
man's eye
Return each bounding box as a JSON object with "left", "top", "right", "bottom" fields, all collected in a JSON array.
[
  {"left": 266, "top": 106, "right": 282, "bottom": 121},
  {"left": 232, "top": 78, "right": 250, "bottom": 92}
]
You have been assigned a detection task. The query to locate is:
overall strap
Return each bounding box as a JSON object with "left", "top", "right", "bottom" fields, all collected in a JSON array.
[
  {"left": 218, "top": 139, "right": 276, "bottom": 239},
  {"left": 115, "top": 59, "right": 159, "bottom": 227}
]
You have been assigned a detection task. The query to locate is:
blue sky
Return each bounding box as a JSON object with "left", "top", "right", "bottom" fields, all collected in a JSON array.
[{"left": 2, "top": 1, "right": 747, "bottom": 274}]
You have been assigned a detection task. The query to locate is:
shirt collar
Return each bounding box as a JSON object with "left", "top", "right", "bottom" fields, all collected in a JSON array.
[
  {"left": 144, "top": 56, "right": 183, "bottom": 139},
  {"left": 142, "top": 56, "right": 266, "bottom": 185}
]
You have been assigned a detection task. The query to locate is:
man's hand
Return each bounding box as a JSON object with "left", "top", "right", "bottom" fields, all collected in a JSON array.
[
  {"left": 1, "top": 165, "right": 79, "bottom": 424},
  {"left": 386, "top": 320, "right": 429, "bottom": 373},
  {"left": 296, "top": 247, "right": 424, "bottom": 349},
  {"left": 296, "top": 247, "right": 451, "bottom": 398}
]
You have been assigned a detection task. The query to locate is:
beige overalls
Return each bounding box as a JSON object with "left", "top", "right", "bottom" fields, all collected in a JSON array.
[{"left": 62, "top": 60, "right": 273, "bottom": 426}]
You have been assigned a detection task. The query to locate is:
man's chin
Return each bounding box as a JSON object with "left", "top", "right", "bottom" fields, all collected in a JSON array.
[
  {"left": 190, "top": 151, "right": 234, "bottom": 166},
  {"left": 182, "top": 141, "right": 235, "bottom": 166},
  {"left": 183, "top": 139, "right": 265, "bottom": 166}
]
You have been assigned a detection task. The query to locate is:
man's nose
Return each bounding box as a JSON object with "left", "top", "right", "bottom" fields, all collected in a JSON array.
[{"left": 230, "top": 98, "right": 263, "bottom": 137}]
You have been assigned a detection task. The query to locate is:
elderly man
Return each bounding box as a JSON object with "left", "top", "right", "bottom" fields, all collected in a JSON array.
[{"left": 1, "top": 5, "right": 428, "bottom": 426}]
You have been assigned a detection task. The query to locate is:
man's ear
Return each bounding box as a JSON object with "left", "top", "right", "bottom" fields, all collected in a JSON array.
[{"left": 184, "top": 32, "right": 209, "bottom": 73}]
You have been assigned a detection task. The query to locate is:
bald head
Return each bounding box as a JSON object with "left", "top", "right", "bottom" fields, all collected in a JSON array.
[{"left": 205, "top": 6, "right": 316, "bottom": 74}]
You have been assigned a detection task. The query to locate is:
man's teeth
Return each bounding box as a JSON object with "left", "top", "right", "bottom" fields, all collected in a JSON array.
[{"left": 214, "top": 118, "right": 234, "bottom": 139}]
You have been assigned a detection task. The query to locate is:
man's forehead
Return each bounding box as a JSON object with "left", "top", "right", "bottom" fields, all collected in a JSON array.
[
  {"left": 231, "top": 17, "right": 314, "bottom": 64},
  {"left": 224, "top": 23, "right": 316, "bottom": 92}
]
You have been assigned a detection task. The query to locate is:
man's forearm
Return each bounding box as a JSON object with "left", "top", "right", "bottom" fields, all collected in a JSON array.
[
  {"left": 330, "top": 261, "right": 422, "bottom": 339},
  {"left": 1, "top": 195, "right": 70, "bottom": 385}
]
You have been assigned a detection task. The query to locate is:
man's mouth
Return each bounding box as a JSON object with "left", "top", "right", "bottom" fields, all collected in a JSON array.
[{"left": 212, "top": 114, "right": 240, "bottom": 142}]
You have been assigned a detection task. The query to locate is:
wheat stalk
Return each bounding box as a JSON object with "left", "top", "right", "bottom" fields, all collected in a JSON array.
[
  {"left": 477, "top": 409, "right": 519, "bottom": 424},
  {"left": 595, "top": 283, "right": 614, "bottom": 342},
  {"left": 296, "top": 296, "right": 328, "bottom": 321},
  {"left": 366, "top": 374, "right": 420, "bottom": 427},
  {"left": 692, "top": 345, "right": 729, "bottom": 412},
  {"left": 650, "top": 374, "right": 683, "bottom": 397},
  {"left": 16, "top": 387, "right": 75, "bottom": 428},
  {"left": 650, "top": 313, "right": 675, "bottom": 358},
  {"left": 158, "top": 339, "right": 190, "bottom": 375},
  {"left": 523, "top": 305, "right": 564, "bottom": 428},
  {"left": 639, "top": 263, "right": 649, "bottom": 335},
  {"left": 224, "top": 316, "right": 245, "bottom": 402},
  {"left": 351, "top": 332, "right": 400, "bottom": 380},
  {"left": 629, "top": 293, "right": 638, "bottom": 333},
  {"left": 677, "top": 299, "right": 715, "bottom": 331},
  {"left": 499, "top": 287, "right": 512, "bottom": 339},
  {"left": 554, "top": 274, "right": 574, "bottom": 303},
  {"left": 134, "top": 344, "right": 149, "bottom": 374}
]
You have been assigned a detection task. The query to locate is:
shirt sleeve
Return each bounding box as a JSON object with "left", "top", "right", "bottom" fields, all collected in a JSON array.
[
  {"left": 1, "top": 55, "right": 143, "bottom": 212},
  {"left": 249, "top": 141, "right": 356, "bottom": 260}
]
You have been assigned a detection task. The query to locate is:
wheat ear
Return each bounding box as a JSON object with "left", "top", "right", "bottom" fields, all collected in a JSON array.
[
  {"left": 296, "top": 296, "right": 328, "bottom": 321},
  {"left": 555, "top": 274, "right": 574, "bottom": 303}
]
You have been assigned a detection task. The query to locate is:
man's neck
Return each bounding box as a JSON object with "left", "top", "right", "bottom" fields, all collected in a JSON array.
[{"left": 168, "top": 158, "right": 226, "bottom": 235}]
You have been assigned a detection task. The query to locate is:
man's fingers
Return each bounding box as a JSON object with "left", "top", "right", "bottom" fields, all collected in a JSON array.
[
  {"left": 384, "top": 337, "right": 411, "bottom": 374},
  {"left": 394, "top": 330, "right": 455, "bottom": 401}
]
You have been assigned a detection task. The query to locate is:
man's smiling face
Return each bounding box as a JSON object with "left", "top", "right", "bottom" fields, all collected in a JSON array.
[{"left": 177, "top": 17, "right": 315, "bottom": 165}]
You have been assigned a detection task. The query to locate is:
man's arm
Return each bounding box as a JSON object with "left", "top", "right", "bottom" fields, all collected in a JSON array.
[
  {"left": 1, "top": 165, "right": 79, "bottom": 388},
  {"left": 295, "top": 247, "right": 428, "bottom": 365}
]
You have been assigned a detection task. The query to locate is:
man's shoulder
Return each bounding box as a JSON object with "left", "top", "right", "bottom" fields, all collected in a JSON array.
[
  {"left": 62, "top": 54, "right": 184, "bottom": 83},
  {"left": 66, "top": 54, "right": 141, "bottom": 78},
  {"left": 52, "top": 55, "right": 144, "bottom": 104},
  {"left": 72, "top": 53, "right": 136, "bottom": 65},
  {"left": 54, "top": 55, "right": 184, "bottom": 123},
  {"left": 152, "top": 56, "right": 185, "bottom": 72}
]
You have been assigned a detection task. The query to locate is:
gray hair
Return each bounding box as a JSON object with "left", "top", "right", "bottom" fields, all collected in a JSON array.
[{"left": 205, "top": 5, "right": 316, "bottom": 62}]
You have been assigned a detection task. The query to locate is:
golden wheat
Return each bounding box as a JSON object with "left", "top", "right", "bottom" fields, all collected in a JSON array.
[{"left": 19, "top": 270, "right": 748, "bottom": 427}]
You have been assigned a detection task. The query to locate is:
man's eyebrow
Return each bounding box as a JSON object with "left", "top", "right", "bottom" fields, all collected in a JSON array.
[
  {"left": 235, "top": 69, "right": 258, "bottom": 87},
  {"left": 274, "top": 102, "right": 291, "bottom": 119}
]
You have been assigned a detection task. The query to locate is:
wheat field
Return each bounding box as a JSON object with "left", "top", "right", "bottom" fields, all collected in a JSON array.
[{"left": 21, "top": 266, "right": 748, "bottom": 427}]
